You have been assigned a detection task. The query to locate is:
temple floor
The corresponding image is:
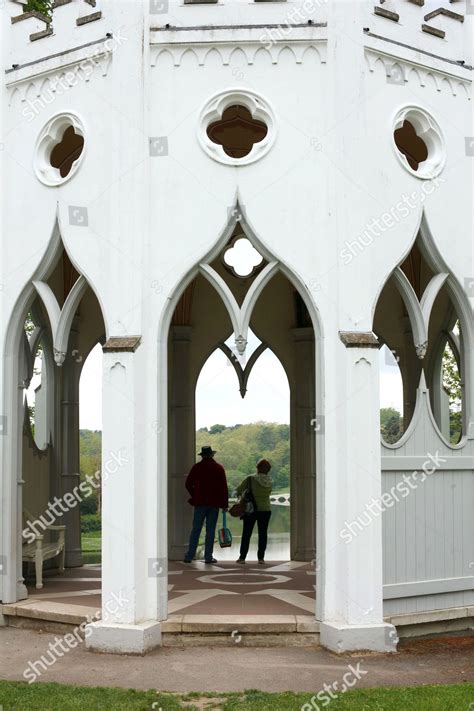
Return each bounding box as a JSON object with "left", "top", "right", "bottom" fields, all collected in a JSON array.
[{"left": 24, "top": 561, "right": 315, "bottom": 617}]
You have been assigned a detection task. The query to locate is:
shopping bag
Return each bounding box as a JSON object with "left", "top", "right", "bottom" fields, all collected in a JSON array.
[{"left": 218, "top": 511, "right": 233, "bottom": 548}]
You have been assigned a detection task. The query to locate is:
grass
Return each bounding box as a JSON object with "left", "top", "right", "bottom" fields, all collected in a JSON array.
[
  {"left": 0, "top": 681, "right": 473, "bottom": 710},
  {"left": 81, "top": 531, "right": 101, "bottom": 553}
]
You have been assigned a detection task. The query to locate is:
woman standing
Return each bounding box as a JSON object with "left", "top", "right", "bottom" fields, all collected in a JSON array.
[{"left": 236, "top": 459, "right": 272, "bottom": 564}]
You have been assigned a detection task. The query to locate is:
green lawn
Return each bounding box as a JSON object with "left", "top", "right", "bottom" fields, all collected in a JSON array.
[
  {"left": 81, "top": 531, "right": 101, "bottom": 553},
  {"left": 0, "top": 681, "right": 472, "bottom": 710}
]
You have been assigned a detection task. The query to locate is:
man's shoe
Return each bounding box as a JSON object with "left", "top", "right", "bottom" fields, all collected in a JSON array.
[
  {"left": 236, "top": 558, "right": 245, "bottom": 564},
  {"left": 258, "top": 559, "right": 265, "bottom": 564},
  {"left": 205, "top": 557, "right": 217, "bottom": 564},
  {"left": 183, "top": 559, "right": 192, "bottom": 564}
]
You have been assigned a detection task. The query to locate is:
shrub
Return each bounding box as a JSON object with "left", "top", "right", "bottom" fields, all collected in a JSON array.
[
  {"left": 81, "top": 514, "right": 101, "bottom": 533},
  {"left": 80, "top": 495, "right": 98, "bottom": 516}
]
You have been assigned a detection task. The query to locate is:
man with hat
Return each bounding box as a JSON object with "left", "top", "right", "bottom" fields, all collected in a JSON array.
[{"left": 183, "top": 445, "right": 229, "bottom": 564}]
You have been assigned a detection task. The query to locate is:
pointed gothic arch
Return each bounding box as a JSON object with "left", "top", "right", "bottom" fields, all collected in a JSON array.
[
  {"left": 157, "top": 199, "right": 324, "bottom": 615},
  {"left": 373, "top": 210, "right": 473, "bottom": 446},
  {"left": 0, "top": 214, "right": 108, "bottom": 604}
]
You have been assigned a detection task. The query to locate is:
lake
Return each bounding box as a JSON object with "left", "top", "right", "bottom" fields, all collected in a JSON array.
[{"left": 82, "top": 504, "right": 291, "bottom": 564}]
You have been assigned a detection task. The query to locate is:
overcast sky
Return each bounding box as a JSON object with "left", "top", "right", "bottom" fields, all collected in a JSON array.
[{"left": 78, "top": 337, "right": 403, "bottom": 431}]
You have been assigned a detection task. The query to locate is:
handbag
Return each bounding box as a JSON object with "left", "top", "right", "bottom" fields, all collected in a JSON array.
[
  {"left": 229, "top": 477, "right": 257, "bottom": 518},
  {"left": 218, "top": 511, "right": 233, "bottom": 548}
]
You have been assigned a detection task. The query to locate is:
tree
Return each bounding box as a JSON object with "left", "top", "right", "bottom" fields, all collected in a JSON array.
[
  {"left": 25, "top": 0, "right": 54, "bottom": 21},
  {"left": 442, "top": 338, "right": 462, "bottom": 444},
  {"left": 209, "top": 424, "right": 227, "bottom": 435},
  {"left": 380, "top": 407, "right": 403, "bottom": 444}
]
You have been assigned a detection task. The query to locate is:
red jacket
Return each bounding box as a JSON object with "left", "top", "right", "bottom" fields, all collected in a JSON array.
[{"left": 185, "top": 458, "right": 228, "bottom": 509}]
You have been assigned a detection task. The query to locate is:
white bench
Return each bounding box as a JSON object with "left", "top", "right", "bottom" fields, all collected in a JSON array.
[{"left": 22, "top": 509, "right": 66, "bottom": 589}]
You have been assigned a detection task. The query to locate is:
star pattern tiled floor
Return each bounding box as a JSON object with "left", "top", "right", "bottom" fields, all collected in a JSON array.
[{"left": 26, "top": 561, "right": 315, "bottom": 617}]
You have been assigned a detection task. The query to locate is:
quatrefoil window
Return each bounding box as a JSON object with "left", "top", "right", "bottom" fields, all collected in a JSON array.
[
  {"left": 207, "top": 105, "right": 268, "bottom": 159},
  {"left": 199, "top": 90, "right": 276, "bottom": 166},
  {"left": 392, "top": 107, "right": 445, "bottom": 179},
  {"left": 224, "top": 237, "right": 264, "bottom": 278},
  {"left": 35, "top": 113, "right": 85, "bottom": 186},
  {"left": 50, "top": 126, "right": 84, "bottom": 179},
  {"left": 394, "top": 120, "right": 428, "bottom": 172}
]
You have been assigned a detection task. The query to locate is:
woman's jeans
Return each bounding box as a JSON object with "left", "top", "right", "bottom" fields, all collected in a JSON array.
[
  {"left": 239, "top": 511, "right": 272, "bottom": 561},
  {"left": 185, "top": 506, "right": 220, "bottom": 562}
]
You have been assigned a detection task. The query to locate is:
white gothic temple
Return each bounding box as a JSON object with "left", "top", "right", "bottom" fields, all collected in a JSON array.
[{"left": 0, "top": 0, "right": 473, "bottom": 655}]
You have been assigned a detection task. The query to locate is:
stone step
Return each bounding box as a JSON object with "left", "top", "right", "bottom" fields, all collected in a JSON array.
[{"left": 1, "top": 602, "right": 321, "bottom": 646}]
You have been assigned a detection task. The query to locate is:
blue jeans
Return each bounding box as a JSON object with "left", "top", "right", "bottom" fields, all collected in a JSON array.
[{"left": 185, "top": 506, "right": 220, "bottom": 562}]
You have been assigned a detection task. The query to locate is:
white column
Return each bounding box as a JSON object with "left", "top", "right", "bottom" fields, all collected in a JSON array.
[
  {"left": 291, "top": 327, "right": 316, "bottom": 561},
  {"left": 59, "top": 322, "right": 83, "bottom": 567},
  {"left": 86, "top": 337, "right": 162, "bottom": 654},
  {"left": 0, "top": 344, "right": 28, "bottom": 604},
  {"left": 168, "top": 326, "right": 195, "bottom": 560},
  {"left": 319, "top": 332, "right": 397, "bottom": 653}
]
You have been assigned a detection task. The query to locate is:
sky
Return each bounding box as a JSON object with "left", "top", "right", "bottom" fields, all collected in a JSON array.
[{"left": 78, "top": 337, "right": 403, "bottom": 431}]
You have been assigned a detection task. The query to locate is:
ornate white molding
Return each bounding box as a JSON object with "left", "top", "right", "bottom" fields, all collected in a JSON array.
[
  {"left": 32, "top": 276, "right": 89, "bottom": 366},
  {"left": 6, "top": 42, "right": 113, "bottom": 99},
  {"left": 392, "top": 269, "right": 449, "bottom": 359},
  {"left": 365, "top": 47, "right": 471, "bottom": 99},
  {"left": 219, "top": 341, "right": 268, "bottom": 398},
  {"left": 199, "top": 260, "right": 278, "bottom": 356},
  {"left": 150, "top": 27, "right": 327, "bottom": 68}
]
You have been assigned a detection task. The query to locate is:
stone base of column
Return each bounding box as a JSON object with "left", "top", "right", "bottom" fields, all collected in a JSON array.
[
  {"left": 291, "top": 547, "right": 316, "bottom": 562},
  {"left": 0, "top": 611, "right": 7, "bottom": 626},
  {"left": 169, "top": 544, "right": 187, "bottom": 561},
  {"left": 85, "top": 620, "right": 162, "bottom": 654},
  {"left": 65, "top": 549, "right": 83, "bottom": 568},
  {"left": 17, "top": 581, "right": 28, "bottom": 600},
  {"left": 320, "top": 621, "right": 398, "bottom": 653}
]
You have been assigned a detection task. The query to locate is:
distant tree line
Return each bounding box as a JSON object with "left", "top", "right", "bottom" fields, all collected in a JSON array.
[{"left": 196, "top": 422, "right": 291, "bottom": 493}]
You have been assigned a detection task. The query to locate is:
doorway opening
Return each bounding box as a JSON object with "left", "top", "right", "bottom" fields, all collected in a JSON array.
[{"left": 195, "top": 329, "right": 291, "bottom": 562}]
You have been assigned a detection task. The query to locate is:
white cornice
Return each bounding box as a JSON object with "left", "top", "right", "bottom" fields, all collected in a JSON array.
[
  {"left": 365, "top": 45, "right": 472, "bottom": 99},
  {"left": 150, "top": 25, "right": 327, "bottom": 67}
]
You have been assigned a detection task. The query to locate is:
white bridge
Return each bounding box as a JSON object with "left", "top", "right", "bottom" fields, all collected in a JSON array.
[{"left": 270, "top": 493, "right": 290, "bottom": 507}]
